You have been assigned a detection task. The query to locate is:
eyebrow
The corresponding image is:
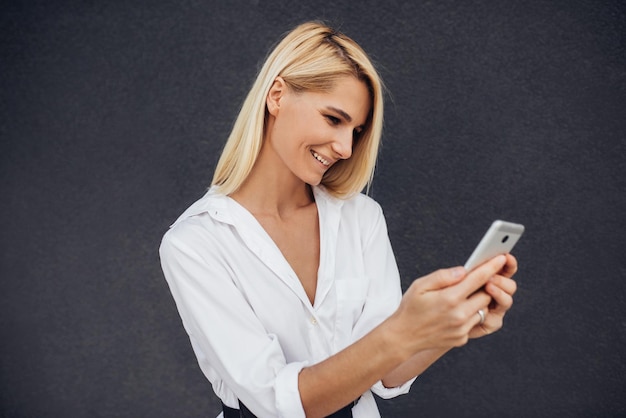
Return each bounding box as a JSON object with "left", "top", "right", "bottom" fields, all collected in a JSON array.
[{"left": 325, "top": 106, "right": 352, "bottom": 123}]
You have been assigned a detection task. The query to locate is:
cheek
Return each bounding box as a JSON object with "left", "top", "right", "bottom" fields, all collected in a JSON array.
[
  {"left": 268, "top": 115, "right": 292, "bottom": 147},
  {"left": 274, "top": 114, "right": 313, "bottom": 147},
  {"left": 267, "top": 118, "right": 304, "bottom": 165}
]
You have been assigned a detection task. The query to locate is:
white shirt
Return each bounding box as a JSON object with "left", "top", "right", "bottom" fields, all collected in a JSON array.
[{"left": 159, "top": 186, "right": 415, "bottom": 418}]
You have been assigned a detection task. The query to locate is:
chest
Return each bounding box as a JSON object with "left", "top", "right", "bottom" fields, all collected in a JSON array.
[
  {"left": 256, "top": 205, "right": 320, "bottom": 305},
  {"left": 221, "top": 219, "right": 370, "bottom": 361},
  {"left": 214, "top": 197, "right": 380, "bottom": 358}
]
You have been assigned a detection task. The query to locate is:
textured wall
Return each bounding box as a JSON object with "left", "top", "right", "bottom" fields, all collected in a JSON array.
[{"left": 1, "top": 0, "right": 625, "bottom": 416}]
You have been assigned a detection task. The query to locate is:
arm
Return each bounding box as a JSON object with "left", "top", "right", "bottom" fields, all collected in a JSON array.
[{"left": 299, "top": 256, "right": 511, "bottom": 418}]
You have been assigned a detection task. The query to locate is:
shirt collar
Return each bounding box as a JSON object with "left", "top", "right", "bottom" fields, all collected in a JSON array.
[
  {"left": 312, "top": 185, "right": 345, "bottom": 213},
  {"left": 169, "top": 186, "right": 230, "bottom": 228}
]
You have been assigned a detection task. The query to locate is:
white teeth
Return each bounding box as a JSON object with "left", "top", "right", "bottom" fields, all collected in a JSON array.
[{"left": 312, "top": 151, "right": 330, "bottom": 166}]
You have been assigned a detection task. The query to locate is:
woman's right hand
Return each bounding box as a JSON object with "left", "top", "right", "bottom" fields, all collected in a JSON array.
[{"left": 388, "top": 255, "right": 508, "bottom": 356}]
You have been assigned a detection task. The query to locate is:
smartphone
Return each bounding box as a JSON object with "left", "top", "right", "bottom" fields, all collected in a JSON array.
[{"left": 464, "top": 220, "right": 525, "bottom": 271}]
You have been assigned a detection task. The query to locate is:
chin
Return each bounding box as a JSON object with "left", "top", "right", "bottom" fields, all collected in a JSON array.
[{"left": 302, "top": 174, "right": 323, "bottom": 187}]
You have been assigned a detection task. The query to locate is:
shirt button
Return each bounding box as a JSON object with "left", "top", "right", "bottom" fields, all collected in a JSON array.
[{"left": 310, "top": 317, "right": 318, "bottom": 325}]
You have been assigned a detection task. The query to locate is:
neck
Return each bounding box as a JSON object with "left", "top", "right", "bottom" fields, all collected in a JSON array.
[{"left": 230, "top": 142, "right": 315, "bottom": 217}]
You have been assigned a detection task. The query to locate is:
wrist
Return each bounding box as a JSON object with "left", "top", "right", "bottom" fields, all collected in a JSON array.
[{"left": 377, "top": 313, "right": 415, "bottom": 364}]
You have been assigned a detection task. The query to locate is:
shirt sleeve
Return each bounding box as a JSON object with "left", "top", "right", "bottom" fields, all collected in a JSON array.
[
  {"left": 352, "top": 200, "right": 417, "bottom": 398},
  {"left": 159, "top": 217, "right": 306, "bottom": 418}
]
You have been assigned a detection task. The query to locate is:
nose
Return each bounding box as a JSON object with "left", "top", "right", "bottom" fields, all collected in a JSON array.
[{"left": 331, "top": 128, "right": 353, "bottom": 160}]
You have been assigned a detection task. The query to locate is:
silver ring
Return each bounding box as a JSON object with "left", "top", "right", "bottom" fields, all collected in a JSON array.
[{"left": 477, "top": 309, "right": 486, "bottom": 325}]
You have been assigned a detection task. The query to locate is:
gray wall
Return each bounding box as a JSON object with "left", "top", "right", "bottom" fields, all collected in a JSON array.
[{"left": 2, "top": 0, "right": 625, "bottom": 416}]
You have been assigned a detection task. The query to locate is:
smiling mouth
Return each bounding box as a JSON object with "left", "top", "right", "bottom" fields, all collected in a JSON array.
[{"left": 311, "top": 150, "right": 330, "bottom": 167}]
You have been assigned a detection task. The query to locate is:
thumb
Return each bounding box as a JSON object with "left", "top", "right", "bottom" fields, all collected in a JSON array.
[{"left": 417, "top": 266, "right": 466, "bottom": 292}]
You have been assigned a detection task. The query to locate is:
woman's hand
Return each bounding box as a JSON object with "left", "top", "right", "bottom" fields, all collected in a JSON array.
[
  {"left": 380, "top": 254, "right": 518, "bottom": 388},
  {"left": 389, "top": 255, "right": 509, "bottom": 356},
  {"left": 468, "top": 253, "right": 518, "bottom": 338}
]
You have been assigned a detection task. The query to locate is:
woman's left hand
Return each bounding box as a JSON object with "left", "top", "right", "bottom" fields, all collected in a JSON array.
[{"left": 469, "top": 253, "right": 518, "bottom": 338}]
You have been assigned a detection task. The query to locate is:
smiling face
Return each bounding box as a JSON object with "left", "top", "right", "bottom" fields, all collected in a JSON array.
[{"left": 263, "top": 75, "right": 371, "bottom": 188}]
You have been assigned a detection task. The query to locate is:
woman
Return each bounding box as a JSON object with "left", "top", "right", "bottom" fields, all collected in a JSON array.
[{"left": 159, "top": 21, "right": 517, "bottom": 418}]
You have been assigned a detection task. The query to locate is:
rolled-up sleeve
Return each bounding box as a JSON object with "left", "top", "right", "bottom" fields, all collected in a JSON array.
[
  {"left": 274, "top": 362, "right": 308, "bottom": 417},
  {"left": 370, "top": 377, "right": 416, "bottom": 399}
]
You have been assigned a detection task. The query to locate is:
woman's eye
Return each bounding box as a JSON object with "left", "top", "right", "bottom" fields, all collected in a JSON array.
[{"left": 325, "top": 115, "right": 341, "bottom": 125}]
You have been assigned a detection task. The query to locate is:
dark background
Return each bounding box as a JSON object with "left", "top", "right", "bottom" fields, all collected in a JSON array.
[{"left": 2, "top": 0, "right": 625, "bottom": 417}]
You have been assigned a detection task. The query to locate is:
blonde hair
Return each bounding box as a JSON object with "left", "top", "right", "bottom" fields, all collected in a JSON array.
[{"left": 211, "top": 21, "right": 384, "bottom": 198}]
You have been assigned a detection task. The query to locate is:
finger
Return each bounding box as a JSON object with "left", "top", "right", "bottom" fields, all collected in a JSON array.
[
  {"left": 455, "top": 255, "right": 507, "bottom": 298},
  {"left": 485, "top": 281, "right": 514, "bottom": 311},
  {"left": 500, "top": 254, "right": 518, "bottom": 278},
  {"left": 488, "top": 275, "right": 518, "bottom": 296},
  {"left": 469, "top": 320, "right": 494, "bottom": 339},
  {"left": 475, "top": 308, "right": 488, "bottom": 327},
  {"left": 466, "top": 288, "right": 492, "bottom": 311},
  {"left": 469, "top": 304, "right": 501, "bottom": 339},
  {"left": 457, "top": 289, "right": 491, "bottom": 325},
  {"left": 468, "top": 303, "right": 491, "bottom": 338},
  {"left": 469, "top": 280, "right": 515, "bottom": 339},
  {"left": 416, "top": 266, "right": 466, "bottom": 292}
]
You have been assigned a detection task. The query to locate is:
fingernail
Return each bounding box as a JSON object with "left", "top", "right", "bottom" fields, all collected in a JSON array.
[{"left": 452, "top": 267, "right": 465, "bottom": 278}]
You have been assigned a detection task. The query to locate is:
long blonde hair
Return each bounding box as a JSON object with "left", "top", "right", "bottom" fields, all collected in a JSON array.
[{"left": 211, "top": 21, "right": 384, "bottom": 198}]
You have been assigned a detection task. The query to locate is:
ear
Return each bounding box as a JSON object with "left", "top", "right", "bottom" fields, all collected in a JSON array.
[{"left": 266, "top": 77, "right": 287, "bottom": 116}]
